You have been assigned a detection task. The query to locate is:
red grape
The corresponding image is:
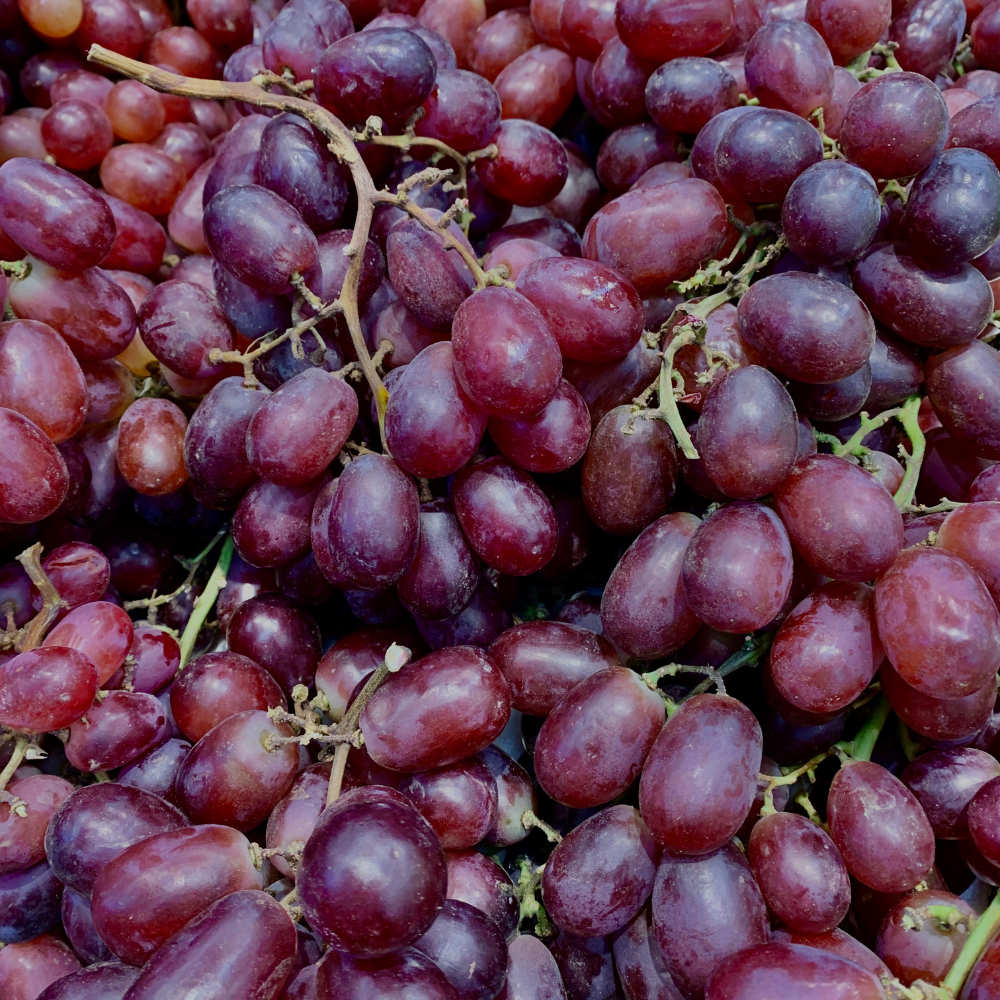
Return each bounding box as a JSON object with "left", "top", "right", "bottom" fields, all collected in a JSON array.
[{"left": 744, "top": 19, "right": 834, "bottom": 118}]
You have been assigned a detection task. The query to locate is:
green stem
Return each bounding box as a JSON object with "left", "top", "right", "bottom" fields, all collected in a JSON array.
[
  {"left": 898, "top": 717, "right": 920, "bottom": 763},
  {"left": 0, "top": 260, "right": 29, "bottom": 280},
  {"left": 943, "top": 891, "right": 1000, "bottom": 994},
  {"left": 655, "top": 330, "right": 700, "bottom": 460},
  {"left": 850, "top": 694, "right": 892, "bottom": 762},
  {"left": 685, "top": 632, "right": 774, "bottom": 699},
  {"left": 831, "top": 405, "right": 902, "bottom": 457},
  {"left": 178, "top": 535, "right": 233, "bottom": 669},
  {"left": 893, "top": 395, "right": 925, "bottom": 510}
]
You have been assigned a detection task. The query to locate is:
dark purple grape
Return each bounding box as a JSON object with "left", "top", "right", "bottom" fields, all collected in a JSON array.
[
  {"left": 319, "top": 947, "right": 460, "bottom": 998},
  {"left": 805, "top": 0, "right": 890, "bottom": 64},
  {"left": 298, "top": 788, "right": 446, "bottom": 957},
  {"left": 681, "top": 502, "right": 793, "bottom": 633},
  {"left": 445, "top": 849, "right": 519, "bottom": 940},
  {"left": 789, "top": 364, "right": 872, "bottom": 423},
  {"left": 213, "top": 262, "right": 292, "bottom": 340},
  {"left": 119, "top": 891, "right": 297, "bottom": 1000},
  {"left": 118, "top": 739, "right": 191, "bottom": 803},
  {"left": 315, "top": 28, "right": 437, "bottom": 126},
  {"left": 503, "top": 935, "right": 567, "bottom": 999},
  {"left": 310, "top": 455, "right": 419, "bottom": 590},
  {"left": 259, "top": 113, "right": 349, "bottom": 233},
  {"left": 595, "top": 123, "right": 679, "bottom": 195},
  {"left": 774, "top": 454, "right": 904, "bottom": 583},
  {"left": 202, "top": 114, "right": 267, "bottom": 204},
  {"left": 781, "top": 160, "right": 880, "bottom": 266},
  {"left": 476, "top": 119, "right": 569, "bottom": 207},
  {"left": 645, "top": 57, "right": 739, "bottom": 133},
  {"left": 612, "top": 907, "right": 684, "bottom": 1000},
  {"left": 65, "top": 690, "right": 168, "bottom": 773},
  {"left": 412, "top": 581, "right": 513, "bottom": 651},
  {"left": 548, "top": 931, "right": 616, "bottom": 1000},
  {"left": 477, "top": 745, "right": 536, "bottom": 848},
  {"left": 946, "top": 93, "right": 1000, "bottom": 168},
  {"left": 827, "top": 761, "right": 935, "bottom": 893},
  {"left": 416, "top": 68, "right": 502, "bottom": 152},
  {"left": 581, "top": 405, "right": 678, "bottom": 536},
  {"left": 360, "top": 646, "right": 511, "bottom": 771},
  {"left": 45, "top": 784, "right": 189, "bottom": 897},
  {"left": 840, "top": 72, "right": 948, "bottom": 179},
  {"left": 901, "top": 747, "right": 1000, "bottom": 840},
  {"left": 743, "top": 19, "right": 834, "bottom": 119},
  {"left": 543, "top": 805, "right": 658, "bottom": 938},
  {"left": 926, "top": 340, "right": 1000, "bottom": 460},
  {"left": 534, "top": 666, "right": 665, "bottom": 808},
  {"left": 227, "top": 594, "right": 321, "bottom": 694},
  {"left": 715, "top": 108, "right": 823, "bottom": 204},
  {"left": 0, "top": 861, "right": 63, "bottom": 945},
  {"left": 889, "top": 0, "right": 964, "bottom": 78},
  {"left": 262, "top": 0, "right": 354, "bottom": 82},
  {"left": 650, "top": 843, "right": 769, "bottom": 999},
  {"left": 614, "top": 0, "right": 736, "bottom": 64},
  {"left": 412, "top": 899, "right": 507, "bottom": 1000}
]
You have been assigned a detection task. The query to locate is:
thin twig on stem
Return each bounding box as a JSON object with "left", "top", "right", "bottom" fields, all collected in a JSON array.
[{"left": 15, "top": 544, "right": 67, "bottom": 652}]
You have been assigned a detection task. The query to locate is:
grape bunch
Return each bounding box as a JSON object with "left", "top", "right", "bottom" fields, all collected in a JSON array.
[{"left": 1, "top": 0, "right": 1000, "bottom": 993}]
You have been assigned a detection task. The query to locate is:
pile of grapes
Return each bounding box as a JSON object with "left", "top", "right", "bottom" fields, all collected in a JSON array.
[{"left": 2, "top": 0, "right": 1000, "bottom": 992}]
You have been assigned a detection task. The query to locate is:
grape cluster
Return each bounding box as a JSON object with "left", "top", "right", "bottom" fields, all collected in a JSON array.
[{"left": 1, "top": 0, "right": 1000, "bottom": 994}]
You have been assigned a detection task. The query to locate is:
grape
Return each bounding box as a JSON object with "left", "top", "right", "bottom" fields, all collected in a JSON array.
[
  {"left": 534, "top": 666, "right": 665, "bottom": 808},
  {"left": 203, "top": 115, "right": 267, "bottom": 204},
  {"left": 748, "top": 813, "right": 850, "bottom": 933},
  {"left": 386, "top": 215, "right": 475, "bottom": 331},
  {"left": 120, "top": 891, "right": 296, "bottom": 1000},
  {"left": 65, "top": 690, "right": 167, "bottom": 772},
  {"left": 266, "top": 762, "right": 355, "bottom": 879},
  {"left": 174, "top": 709, "right": 298, "bottom": 830},
  {"left": 840, "top": 72, "right": 948, "bottom": 179},
  {"left": 145, "top": 24, "right": 218, "bottom": 78},
  {"left": 258, "top": 114, "right": 348, "bottom": 234},
  {"left": 60, "top": 890, "right": 111, "bottom": 965},
  {"left": 138, "top": 280, "right": 234, "bottom": 380},
  {"left": 0, "top": 401, "right": 65, "bottom": 524},
  {"left": 298, "top": 788, "right": 446, "bottom": 957},
  {"left": 596, "top": 123, "right": 679, "bottom": 195},
  {"left": 316, "top": 625, "right": 425, "bottom": 721},
  {"left": 587, "top": 35, "right": 649, "bottom": 126},
  {"left": 232, "top": 475, "right": 330, "bottom": 570},
  {"left": 360, "top": 645, "right": 511, "bottom": 771},
  {"left": 311, "top": 454, "right": 419, "bottom": 589},
  {"left": 413, "top": 581, "right": 513, "bottom": 650},
  {"left": 100, "top": 195, "right": 167, "bottom": 277},
  {"left": 187, "top": 0, "right": 251, "bottom": 47},
  {"left": 926, "top": 342, "right": 1000, "bottom": 460},
  {"left": 245, "top": 368, "right": 358, "bottom": 487},
  {"left": 681, "top": 502, "right": 793, "bottom": 633},
  {"left": 398, "top": 757, "right": 498, "bottom": 849},
  {"left": 889, "top": 0, "right": 964, "bottom": 78},
  {"left": 0, "top": 860, "right": 63, "bottom": 945},
  {"left": 413, "top": 899, "right": 507, "bottom": 1000},
  {"left": 0, "top": 115, "right": 46, "bottom": 165},
  {"left": 484, "top": 216, "right": 583, "bottom": 257},
  {"left": 315, "top": 28, "right": 436, "bottom": 127},
  {"left": 540, "top": 805, "right": 657, "bottom": 940},
  {"left": 493, "top": 44, "right": 575, "bottom": 129},
  {"left": 935, "top": 502, "right": 1000, "bottom": 611},
  {"left": 615, "top": 0, "right": 734, "bottom": 63},
  {"left": 633, "top": 161, "right": 693, "bottom": 188},
  {"left": 581, "top": 406, "right": 678, "bottom": 536},
  {"left": 773, "top": 454, "right": 904, "bottom": 583},
  {"left": 170, "top": 651, "right": 285, "bottom": 743},
  {"left": 515, "top": 256, "right": 643, "bottom": 362},
  {"left": 600, "top": 512, "right": 701, "bottom": 660},
  {"left": 204, "top": 185, "right": 319, "bottom": 295},
  {"left": 549, "top": 931, "right": 616, "bottom": 999},
  {"left": 974, "top": 1, "right": 1000, "bottom": 68},
  {"left": 115, "top": 398, "right": 188, "bottom": 497},
  {"left": 901, "top": 747, "right": 1000, "bottom": 839},
  {"left": 319, "top": 947, "right": 460, "bottom": 998},
  {"left": 167, "top": 159, "right": 212, "bottom": 255},
  {"left": 865, "top": 330, "right": 923, "bottom": 410},
  {"left": 384, "top": 342, "right": 487, "bottom": 479},
  {"left": 0, "top": 775, "right": 72, "bottom": 876},
  {"left": 504, "top": 934, "right": 567, "bottom": 998},
  {"left": 40, "top": 98, "right": 112, "bottom": 172},
  {"left": 918, "top": 427, "right": 994, "bottom": 506},
  {"left": 43, "top": 600, "right": 132, "bottom": 684},
  {"left": 805, "top": 0, "right": 890, "bottom": 63},
  {"left": 651, "top": 843, "right": 769, "bottom": 998},
  {"left": 878, "top": 888, "right": 975, "bottom": 987},
  {"left": 469, "top": 9, "right": 539, "bottom": 81},
  {"left": 876, "top": 546, "right": 1000, "bottom": 700},
  {"left": 489, "top": 620, "right": 617, "bottom": 716},
  {"left": 789, "top": 365, "right": 872, "bottom": 424},
  {"left": 0, "top": 319, "right": 87, "bottom": 445},
  {"left": 119, "top": 739, "right": 191, "bottom": 803},
  {"left": 744, "top": 20, "right": 834, "bottom": 118},
  {"left": 564, "top": 341, "right": 661, "bottom": 429},
  {"left": 715, "top": 108, "right": 822, "bottom": 204},
  {"left": 416, "top": 0, "right": 485, "bottom": 68},
  {"left": 476, "top": 119, "right": 568, "bottom": 206},
  {"left": 780, "top": 161, "right": 880, "bottom": 266},
  {"left": 227, "top": 594, "right": 321, "bottom": 694},
  {"left": 827, "top": 760, "right": 934, "bottom": 894},
  {"left": 695, "top": 365, "right": 797, "bottom": 499},
  {"left": 769, "top": 582, "right": 882, "bottom": 717},
  {"left": 645, "top": 57, "right": 738, "bottom": 134},
  {"left": 970, "top": 466, "right": 1000, "bottom": 501},
  {"left": 154, "top": 122, "right": 210, "bottom": 180},
  {"left": 184, "top": 376, "right": 268, "bottom": 498},
  {"left": 90, "top": 825, "right": 263, "bottom": 967},
  {"left": 770, "top": 928, "right": 889, "bottom": 980},
  {"left": 106, "top": 81, "right": 165, "bottom": 144},
  {"left": 48, "top": 70, "right": 113, "bottom": 109},
  {"left": 45, "top": 783, "right": 189, "bottom": 896},
  {"left": 0, "top": 936, "right": 81, "bottom": 1000},
  {"left": 100, "top": 143, "right": 186, "bottom": 217},
  {"left": 262, "top": 0, "right": 353, "bottom": 83},
  {"left": 704, "top": 942, "right": 886, "bottom": 1000},
  {"left": 445, "top": 849, "right": 518, "bottom": 939},
  {"left": 474, "top": 745, "right": 534, "bottom": 848},
  {"left": 396, "top": 499, "right": 478, "bottom": 620},
  {"left": 8, "top": 257, "right": 138, "bottom": 364},
  {"left": 0, "top": 647, "right": 97, "bottom": 734},
  {"left": 451, "top": 456, "right": 558, "bottom": 576},
  {"left": 484, "top": 237, "right": 560, "bottom": 283},
  {"left": 613, "top": 908, "right": 685, "bottom": 1000}
]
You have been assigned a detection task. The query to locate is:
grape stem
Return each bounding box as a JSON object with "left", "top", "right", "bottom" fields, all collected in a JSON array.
[
  {"left": 942, "top": 890, "right": 1000, "bottom": 994},
  {"left": 0, "top": 737, "right": 29, "bottom": 796},
  {"left": 12, "top": 543, "right": 68, "bottom": 652},
  {"left": 521, "top": 810, "right": 563, "bottom": 843},
  {"left": 846, "top": 692, "right": 892, "bottom": 763},
  {"left": 891, "top": 395, "right": 926, "bottom": 510},
  {"left": 0, "top": 260, "right": 29, "bottom": 280},
  {"left": 177, "top": 534, "right": 234, "bottom": 670}
]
